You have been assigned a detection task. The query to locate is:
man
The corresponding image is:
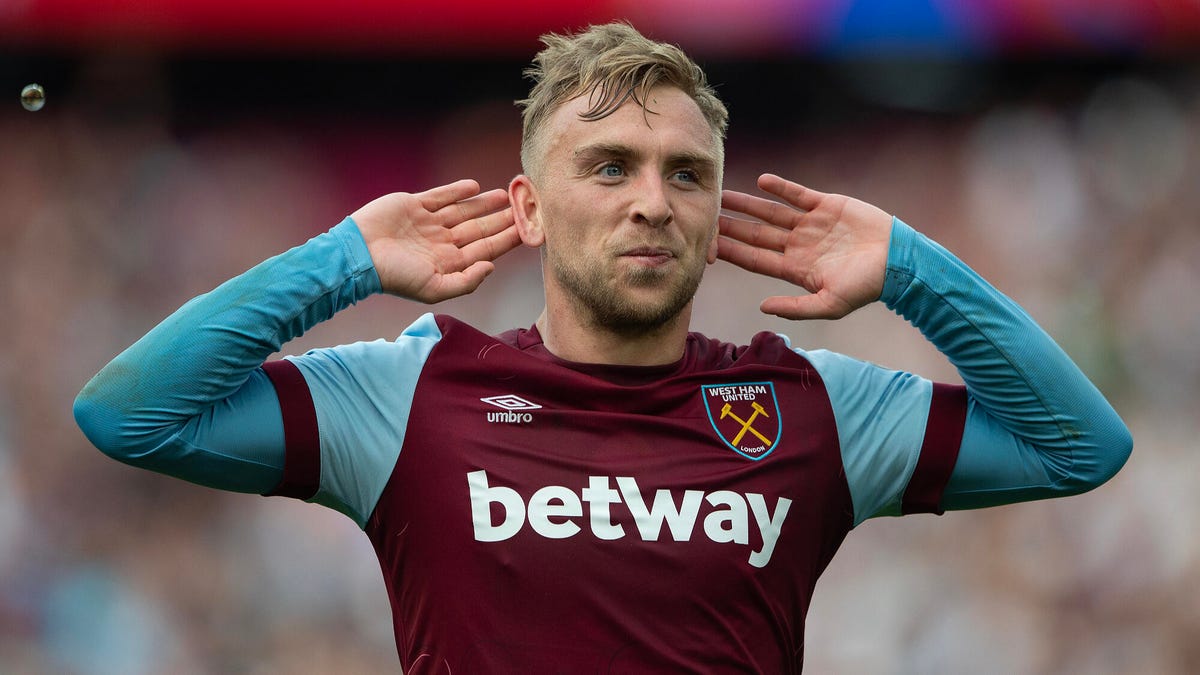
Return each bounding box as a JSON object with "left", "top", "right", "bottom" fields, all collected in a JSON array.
[{"left": 75, "top": 22, "right": 1131, "bottom": 672}]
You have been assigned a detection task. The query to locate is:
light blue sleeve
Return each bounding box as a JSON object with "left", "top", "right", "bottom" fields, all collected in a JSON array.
[
  {"left": 881, "top": 218, "right": 1132, "bottom": 511},
  {"left": 795, "top": 346, "right": 934, "bottom": 526},
  {"left": 74, "top": 218, "right": 382, "bottom": 494},
  {"left": 283, "top": 313, "right": 441, "bottom": 526},
  {"left": 797, "top": 217, "right": 1132, "bottom": 525}
]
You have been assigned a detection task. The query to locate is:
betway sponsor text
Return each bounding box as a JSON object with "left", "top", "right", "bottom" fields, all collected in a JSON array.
[{"left": 467, "top": 470, "right": 792, "bottom": 568}]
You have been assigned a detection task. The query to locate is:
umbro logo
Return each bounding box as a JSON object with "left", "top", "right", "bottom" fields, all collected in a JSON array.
[
  {"left": 480, "top": 395, "right": 542, "bottom": 411},
  {"left": 481, "top": 394, "right": 541, "bottom": 423}
]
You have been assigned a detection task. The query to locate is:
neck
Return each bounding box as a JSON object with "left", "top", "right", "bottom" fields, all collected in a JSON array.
[{"left": 534, "top": 305, "right": 692, "bottom": 366}]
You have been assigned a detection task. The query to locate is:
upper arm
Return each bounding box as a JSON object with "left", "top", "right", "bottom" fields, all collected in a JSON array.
[
  {"left": 880, "top": 217, "right": 1132, "bottom": 511},
  {"left": 942, "top": 397, "right": 1132, "bottom": 510},
  {"left": 72, "top": 218, "right": 386, "bottom": 496},
  {"left": 264, "top": 313, "right": 443, "bottom": 526},
  {"left": 803, "top": 348, "right": 965, "bottom": 526},
  {"left": 74, "top": 367, "right": 289, "bottom": 494}
]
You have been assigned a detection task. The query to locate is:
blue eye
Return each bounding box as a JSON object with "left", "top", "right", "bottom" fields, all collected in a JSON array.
[
  {"left": 674, "top": 170, "right": 698, "bottom": 183},
  {"left": 600, "top": 163, "right": 624, "bottom": 178}
]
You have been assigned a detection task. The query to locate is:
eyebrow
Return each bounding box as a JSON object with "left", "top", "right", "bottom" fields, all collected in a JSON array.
[
  {"left": 572, "top": 142, "right": 718, "bottom": 175},
  {"left": 573, "top": 142, "right": 637, "bottom": 166}
]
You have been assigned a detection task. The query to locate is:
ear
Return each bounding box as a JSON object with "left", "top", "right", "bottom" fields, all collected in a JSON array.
[{"left": 509, "top": 174, "right": 545, "bottom": 248}]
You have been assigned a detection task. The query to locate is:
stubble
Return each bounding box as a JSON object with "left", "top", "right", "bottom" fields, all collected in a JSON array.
[{"left": 549, "top": 246, "right": 705, "bottom": 336}]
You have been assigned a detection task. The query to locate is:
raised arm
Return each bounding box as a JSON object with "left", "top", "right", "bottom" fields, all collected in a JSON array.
[
  {"left": 74, "top": 181, "right": 518, "bottom": 494},
  {"left": 719, "top": 173, "right": 1131, "bottom": 510}
]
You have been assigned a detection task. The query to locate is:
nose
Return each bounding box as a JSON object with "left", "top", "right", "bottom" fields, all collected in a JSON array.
[{"left": 630, "top": 174, "right": 673, "bottom": 228}]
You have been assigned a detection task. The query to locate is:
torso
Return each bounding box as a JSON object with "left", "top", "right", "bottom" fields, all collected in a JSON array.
[{"left": 366, "top": 315, "right": 853, "bottom": 673}]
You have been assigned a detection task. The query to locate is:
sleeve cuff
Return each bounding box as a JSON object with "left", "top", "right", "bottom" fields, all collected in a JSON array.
[
  {"left": 335, "top": 216, "right": 384, "bottom": 298},
  {"left": 880, "top": 216, "right": 920, "bottom": 309},
  {"left": 260, "top": 359, "right": 322, "bottom": 500},
  {"left": 901, "top": 383, "right": 968, "bottom": 515}
]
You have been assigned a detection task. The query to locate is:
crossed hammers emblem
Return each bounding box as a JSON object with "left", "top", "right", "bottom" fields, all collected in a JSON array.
[{"left": 719, "top": 401, "right": 775, "bottom": 447}]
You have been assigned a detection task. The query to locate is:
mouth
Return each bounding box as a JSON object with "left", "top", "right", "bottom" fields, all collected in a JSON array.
[{"left": 619, "top": 247, "right": 676, "bottom": 266}]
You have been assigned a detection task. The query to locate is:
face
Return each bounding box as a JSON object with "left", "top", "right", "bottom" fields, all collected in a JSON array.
[{"left": 515, "top": 85, "right": 723, "bottom": 335}]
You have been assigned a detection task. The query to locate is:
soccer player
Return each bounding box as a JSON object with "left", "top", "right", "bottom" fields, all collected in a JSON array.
[{"left": 74, "top": 22, "right": 1131, "bottom": 672}]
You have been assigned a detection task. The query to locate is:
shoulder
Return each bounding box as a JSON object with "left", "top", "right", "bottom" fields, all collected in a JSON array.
[{"left": 285, "top": 313, "right": 478, "bottom": 383}]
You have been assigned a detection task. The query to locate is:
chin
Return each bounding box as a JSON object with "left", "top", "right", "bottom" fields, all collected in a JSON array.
[{"left": 591, "top": 291, "right": 693, "bottom": 334}]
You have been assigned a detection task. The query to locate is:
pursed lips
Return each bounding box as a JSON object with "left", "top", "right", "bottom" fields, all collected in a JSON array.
[{"left": 619, "top": 246, "right": 677, "bottom": 264}]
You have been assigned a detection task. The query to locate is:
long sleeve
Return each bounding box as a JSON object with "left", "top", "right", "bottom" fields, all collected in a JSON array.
[
  {"left": 73, "top": 218, "right": 381, "bottom": 494},
  {"left": 881, "top": 218, "right": 1132, "bottom": 510}
]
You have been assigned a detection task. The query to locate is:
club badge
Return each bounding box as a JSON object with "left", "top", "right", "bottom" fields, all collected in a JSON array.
[{"left": 701, "top": 381, "right": 782, "bottom": 460}]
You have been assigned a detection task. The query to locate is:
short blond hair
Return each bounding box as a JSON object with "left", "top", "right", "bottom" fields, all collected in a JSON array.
[{"left": 517, "top": 22, "right": 729, "bottom": 178}]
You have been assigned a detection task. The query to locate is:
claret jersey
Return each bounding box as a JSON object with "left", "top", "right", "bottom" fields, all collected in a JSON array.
[
  {"left": 73, "top": 217, "right": 1131, "bottom": 673},
  {"left": 260, "top": 314, "right": 967, "bottom": 672}
]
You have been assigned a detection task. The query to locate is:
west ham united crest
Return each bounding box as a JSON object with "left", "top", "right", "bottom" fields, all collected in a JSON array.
[{"left": 701, "top": 381, "right": 782, "bottom": 460}]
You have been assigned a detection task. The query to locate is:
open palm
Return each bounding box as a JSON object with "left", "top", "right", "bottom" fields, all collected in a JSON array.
[
  {"left": 350, "top": 179, "right": 520, "bottom": 303},
  {"left": 718, "top": 174, "right": 892, "bottom": 320}
]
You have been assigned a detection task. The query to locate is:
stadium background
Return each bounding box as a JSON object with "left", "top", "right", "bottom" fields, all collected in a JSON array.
[{"left": 2, "top": 1, "right": 1198, "bottom": 672}]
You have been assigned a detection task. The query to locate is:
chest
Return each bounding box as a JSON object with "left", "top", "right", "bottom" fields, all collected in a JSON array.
[
  {"left": 362, "top": 339, "right": 857, "bottom": 672},
  {"left": 379, "top": 338, "right": 851, "bottom": 570}
]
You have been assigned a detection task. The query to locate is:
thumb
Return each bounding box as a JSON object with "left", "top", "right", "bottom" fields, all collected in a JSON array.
[{"left": 760, "top": 292, "right": 853, "bottom": 321}]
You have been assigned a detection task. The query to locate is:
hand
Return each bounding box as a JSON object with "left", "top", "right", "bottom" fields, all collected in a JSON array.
[
  {"left": 350, "top": 179, "right": 520, "bottom": 303},
  {"left": 719, "top": 174, "right": 892, "bottom": 320}
]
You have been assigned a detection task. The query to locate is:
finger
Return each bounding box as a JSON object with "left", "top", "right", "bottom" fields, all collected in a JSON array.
[
  {"left": 758, "top": 174, "right": 827, "bottom": 212},
  {"left": 444, "top": 188, "right": 510, "bottom": 227},
  {"left": 760, "top": 292, "right": 851, "bottom": 321},
  {"left": 418, "top": 179, "right": 482, "bottom": 212},
  {"left": 721, "top": 189, "right": 802, "bottom": 230},
  {"left": 458, "top": 222, "right": 522, "bottom": 264},
  {"left": 715, "top": 235, "right": 788, "bottom": 280},
  {"left": 718, "top": 214, "right": 789, "bottom": 253},
  {"left": 448, "top": 205, "right": 514, "bottom": 246},
  {"left": 430, "top": 260, "right": 496, "bottom": 301}
]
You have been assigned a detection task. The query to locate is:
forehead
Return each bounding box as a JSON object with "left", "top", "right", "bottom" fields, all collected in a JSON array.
[{"left": 542, "top": 85, "right": 719, "bottom": 161}]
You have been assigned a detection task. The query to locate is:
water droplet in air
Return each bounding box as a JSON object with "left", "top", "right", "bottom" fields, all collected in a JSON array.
[{"left": 21, "top": 84, "right": 45, "bottom": 111}]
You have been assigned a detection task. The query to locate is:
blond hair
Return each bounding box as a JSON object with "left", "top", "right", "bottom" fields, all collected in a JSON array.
[{"left": 517, "top": 22, "right": 729, "bottom": 177}]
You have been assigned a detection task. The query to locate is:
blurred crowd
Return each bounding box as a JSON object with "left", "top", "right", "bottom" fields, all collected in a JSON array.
[{"left": 0, "top": 54, "right": 1197, "bottom": 673}]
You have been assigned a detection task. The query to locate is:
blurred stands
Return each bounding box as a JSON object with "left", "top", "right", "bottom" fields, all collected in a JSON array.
[{"left": 1, "top": 4, "right": 1198, "bottom": 672}]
